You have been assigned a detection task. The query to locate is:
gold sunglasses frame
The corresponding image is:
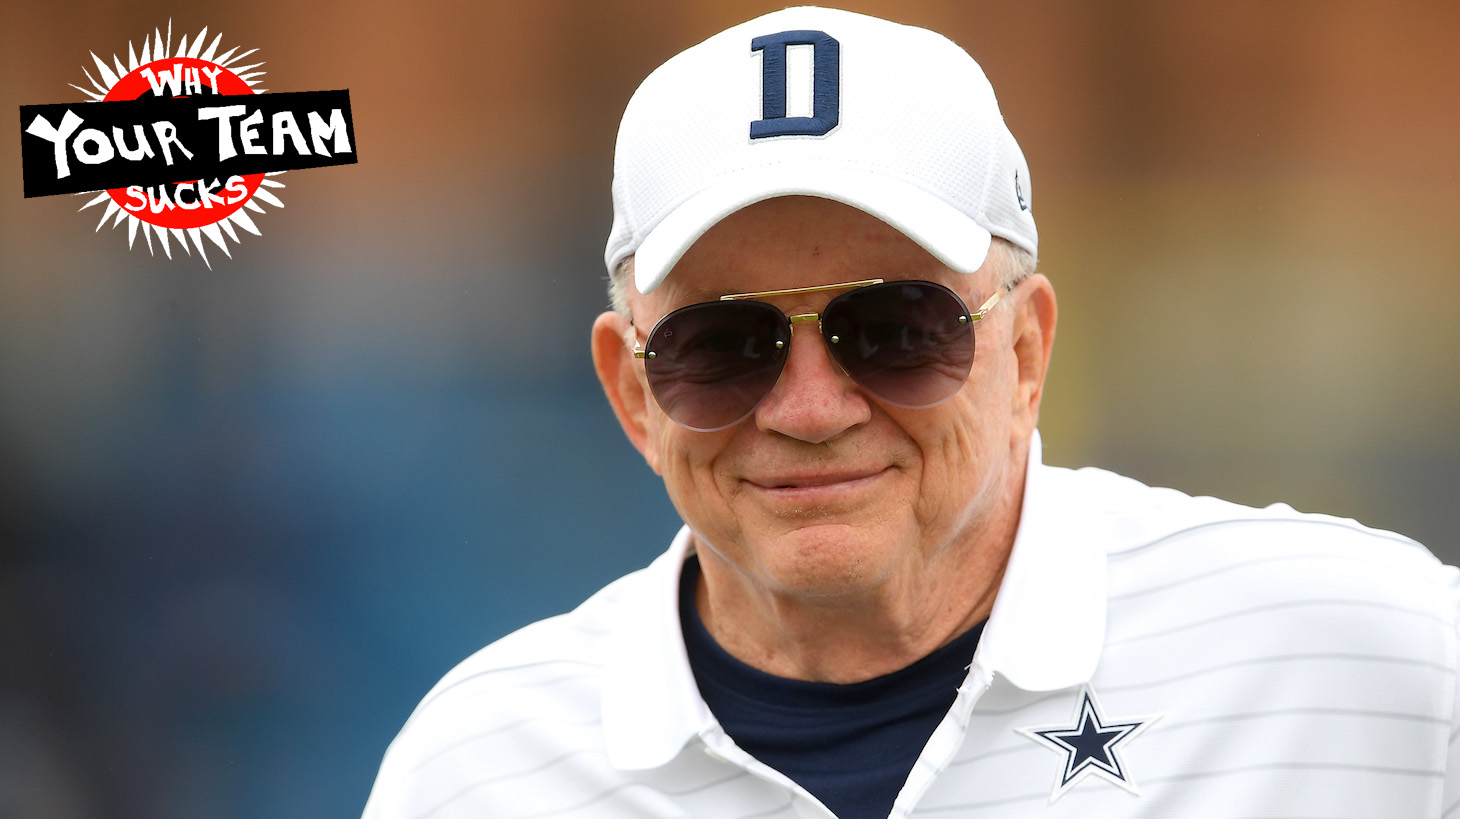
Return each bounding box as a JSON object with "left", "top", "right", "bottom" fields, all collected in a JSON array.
[{"left": 633, "top": 278, "right": 1006, "bottom": 360}]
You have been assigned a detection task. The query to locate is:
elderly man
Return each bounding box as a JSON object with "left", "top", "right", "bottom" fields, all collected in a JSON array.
[{"left": 363, "top": 7, "right": 1459, "bottom": 818}]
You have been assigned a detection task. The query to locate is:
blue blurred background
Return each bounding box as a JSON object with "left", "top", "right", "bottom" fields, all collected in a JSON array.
[{"left": 3, "top": 1, "right": 1458, "bottom": 817}]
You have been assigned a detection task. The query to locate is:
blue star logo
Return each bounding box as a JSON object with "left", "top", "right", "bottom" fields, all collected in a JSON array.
[{"left": 1017, "top": 686, "right": 1162, "bottom": 802}]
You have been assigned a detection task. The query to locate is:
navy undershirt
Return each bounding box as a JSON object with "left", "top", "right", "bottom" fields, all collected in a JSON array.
[{"left": 679, "top": 556, "right": 985, "bottom": 819}]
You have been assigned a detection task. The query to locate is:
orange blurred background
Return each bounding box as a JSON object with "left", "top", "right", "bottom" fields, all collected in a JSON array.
[{"left": 2, "top": 2, "right": 1457, "bottom": 817}]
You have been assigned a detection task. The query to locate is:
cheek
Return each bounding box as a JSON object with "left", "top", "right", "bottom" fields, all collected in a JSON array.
[
  {"left": 909, "top": 369, "right": 1014, "bottom": 525},
  {"left": 649, "top": 423, "right": 738, "bottom": 527},
  {"left": 640, "top": 412, "right": 670, "bottom": 475}
]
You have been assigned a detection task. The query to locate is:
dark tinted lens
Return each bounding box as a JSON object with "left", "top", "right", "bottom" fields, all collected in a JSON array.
[
  {"left": 821, "top": 281, "right": 975, "bottom": 408},
  {"left": 643, "top": 300, "right": 790, "bottom": 431}
]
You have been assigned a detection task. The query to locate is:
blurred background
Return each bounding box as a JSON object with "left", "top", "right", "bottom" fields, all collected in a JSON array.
[{"left": 2, "top": 1, "right": 1457, "bottom": 817}]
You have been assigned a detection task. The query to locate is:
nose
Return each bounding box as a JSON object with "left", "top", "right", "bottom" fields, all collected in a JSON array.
[{"left": 752, "top": 321, "right": 872, "bottom": 443}]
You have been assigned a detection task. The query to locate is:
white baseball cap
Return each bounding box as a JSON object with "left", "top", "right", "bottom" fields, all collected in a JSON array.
[{"left": 604, "top": 6, "right": 1037, "bottom": 294}]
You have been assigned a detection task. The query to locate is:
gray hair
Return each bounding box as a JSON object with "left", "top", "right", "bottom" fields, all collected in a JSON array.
[
  {"left": 987, "top": 237, "right": 1038, "bottom": 291},
  {"left": 608, "top": 255, "right": 636, "bottom": 317},
  {"left": 607, "top": 236, "right": 1036, "bottom": 317}
]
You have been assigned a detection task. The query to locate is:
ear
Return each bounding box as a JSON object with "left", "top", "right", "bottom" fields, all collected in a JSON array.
[
  {"left": 1008, "top": 274, "right": 1058, "bottom": 438},
  {"left": 591, "top": 310, "right": 663, "bottom": 474}
]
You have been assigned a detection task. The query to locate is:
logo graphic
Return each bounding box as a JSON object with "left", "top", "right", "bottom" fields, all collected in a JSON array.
[
  {"left": 750, "top": 30, "right": 840, "bottom": 139},
  {"left": 1016, "top": 686, "right": 1162, "bottom": 802},
  {"left": 1015, "top": 169, "right": 1029, "bottom": 212},
  {"left": 19, "top": 22, "right": 356, "bottom": 266}
]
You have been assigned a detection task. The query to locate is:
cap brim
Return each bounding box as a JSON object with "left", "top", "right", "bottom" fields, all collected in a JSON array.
[{"left": 633, "top": 165, "right": 995, "bottom": 294}]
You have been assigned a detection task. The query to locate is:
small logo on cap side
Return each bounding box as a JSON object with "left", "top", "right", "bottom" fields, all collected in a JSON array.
[
  {"left": 1016, "top": 169, "right": 1029, "bottom": 212},
  {"left": 750, "top": 30, "right": 840, "bottom": 139}
]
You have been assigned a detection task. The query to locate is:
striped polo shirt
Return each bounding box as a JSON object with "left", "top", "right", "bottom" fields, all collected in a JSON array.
[{"left": 362, "top": 433, "right": 1460, "bottom": 818}]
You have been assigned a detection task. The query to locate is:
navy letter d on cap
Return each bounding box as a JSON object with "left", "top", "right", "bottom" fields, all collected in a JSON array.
[{"left": 750, "top": 30, "right": 840, "bottom": 139}]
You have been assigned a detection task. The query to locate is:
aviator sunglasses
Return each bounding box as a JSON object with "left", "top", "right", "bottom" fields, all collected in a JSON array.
[{"left": 633, "top": 278, "right": 1007, "bottom": 431}]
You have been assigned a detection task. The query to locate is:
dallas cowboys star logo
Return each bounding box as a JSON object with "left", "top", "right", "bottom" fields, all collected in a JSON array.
[{"left": 1016, "top": 686, "right": 1162, "bottom": 802}]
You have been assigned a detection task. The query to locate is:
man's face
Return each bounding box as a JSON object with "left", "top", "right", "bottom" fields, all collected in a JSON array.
[{"left": 593, "top": 196, "right": 1054, "bottom": 604}]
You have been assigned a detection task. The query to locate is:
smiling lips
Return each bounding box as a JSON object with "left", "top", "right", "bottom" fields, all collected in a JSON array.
[{"left": 750, "top": 467, "right": 891, "bottom": 492}]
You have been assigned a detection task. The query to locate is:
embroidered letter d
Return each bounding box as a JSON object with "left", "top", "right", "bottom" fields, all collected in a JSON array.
[{"left": 750, "top": 30, "right": 840, "bottom": 139}]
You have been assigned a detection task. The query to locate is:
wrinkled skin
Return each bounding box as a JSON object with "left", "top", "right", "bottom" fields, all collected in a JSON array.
[{"left": 593, "top": 196, "right": 1057, "bottom": 683}]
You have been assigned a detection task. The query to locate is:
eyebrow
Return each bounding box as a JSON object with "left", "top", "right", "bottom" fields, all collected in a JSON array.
[{"left": 670, "top": 286, "right": 725, "bottom": 304}]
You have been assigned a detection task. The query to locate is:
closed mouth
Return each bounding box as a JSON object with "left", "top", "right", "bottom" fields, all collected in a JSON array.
[{"left": 750, "top": 467, "right": 889, "bottom": 491}]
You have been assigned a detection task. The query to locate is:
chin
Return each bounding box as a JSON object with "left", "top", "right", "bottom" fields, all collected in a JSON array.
[{"left": 755, "top": 523, "right": 902, "bottom": 598}]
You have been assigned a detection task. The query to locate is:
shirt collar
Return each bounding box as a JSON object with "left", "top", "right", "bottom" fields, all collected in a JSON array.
[
  {"left": 601, "top": 430, "right": 1108, "bottom": 770},
  {"left": 974, "top": 430, "right": 1108, "bottom": 691},
  {"left": 602, "top": 526, "right": 712, "bottom": 770}
]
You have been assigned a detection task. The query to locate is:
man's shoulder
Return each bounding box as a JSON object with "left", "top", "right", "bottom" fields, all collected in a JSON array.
[
  {"left": 1048, "top": 463, "right": 1460, "bottom": 628},
  {"left": 1051, "top": 462, "right": 1443, "bottom": 569},
  {"left": 413, "top": 565, "right": 649, "bottom": 718},
  {"left": 994, "top": 465, "right": 1460, "bottom": 816},
  {"left": 366, "top": 566, "right": 653, "bottom": 806}
]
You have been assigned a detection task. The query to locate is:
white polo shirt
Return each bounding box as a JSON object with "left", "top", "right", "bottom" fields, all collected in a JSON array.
[{"left": 363, "top": 434, "right": 1460, "bottom": 818}]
